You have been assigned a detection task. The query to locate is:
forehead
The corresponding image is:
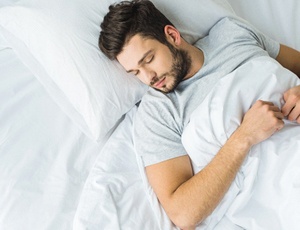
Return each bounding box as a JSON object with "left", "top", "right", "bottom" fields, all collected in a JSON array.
[{"left": 117, "top": 34, "right": 160, "bottom": 70}]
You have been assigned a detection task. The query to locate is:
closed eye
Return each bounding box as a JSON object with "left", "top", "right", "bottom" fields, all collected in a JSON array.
[{"left": 145, "top": 55, "right": 154, "bottom": 64}]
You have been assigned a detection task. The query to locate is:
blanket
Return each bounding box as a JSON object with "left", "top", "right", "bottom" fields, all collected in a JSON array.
[{"left": 182, "top": 56, "right": 300, "bottom": 230}]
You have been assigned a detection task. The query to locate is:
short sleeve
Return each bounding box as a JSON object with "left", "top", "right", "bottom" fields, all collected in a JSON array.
[
  {"left": 133, "top": 92, "right": 187, "bottom": 167},
  {"left": 232, "top": 17, "right": 280, "bottom": 58}
]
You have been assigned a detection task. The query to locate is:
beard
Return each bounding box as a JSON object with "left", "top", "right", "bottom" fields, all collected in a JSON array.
[{"left": 152, "top": 42, "right": 192, "bottom": 93}]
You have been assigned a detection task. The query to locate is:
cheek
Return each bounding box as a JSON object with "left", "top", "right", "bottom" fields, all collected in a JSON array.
[
  {"left": 154, "top": 54, "right": 173, "bottom": 73},
  {"left": 138, "top": 76, "right": 149, "bottom": 85}
]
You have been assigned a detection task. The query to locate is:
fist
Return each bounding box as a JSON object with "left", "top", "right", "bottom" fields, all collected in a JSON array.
[
  {"left": 282, "top": 85, "right": 300, "bottom": 123},
  {"left": 239, "top": 100, "right": 284, "bottom": 146}
]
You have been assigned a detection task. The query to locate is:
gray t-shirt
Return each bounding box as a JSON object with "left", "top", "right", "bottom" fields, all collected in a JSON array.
[{"left": 134, "top": 17, "right": 280, "bottom": 166}]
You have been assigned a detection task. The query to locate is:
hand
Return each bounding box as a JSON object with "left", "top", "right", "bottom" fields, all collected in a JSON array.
[
  {"left": 281, "top": 85, "right": 300, "bottom": 123},
  {"left": 237, "top": 100, "right": 284, "bottom": 146}
]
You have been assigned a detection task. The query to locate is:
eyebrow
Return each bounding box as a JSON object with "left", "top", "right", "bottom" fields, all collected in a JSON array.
[{"left": 126, "top": 49, "right": 153, "bottom": 73}]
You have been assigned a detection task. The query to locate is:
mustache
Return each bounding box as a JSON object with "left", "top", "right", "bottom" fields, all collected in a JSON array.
[{"left": 150, "top": 73, "right": 168, "bottom": 86}]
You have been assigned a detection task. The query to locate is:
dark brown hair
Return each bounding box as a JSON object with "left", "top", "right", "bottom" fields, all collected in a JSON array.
[{"left": 99, "top": 0, "right": 174, "bottom": 60}]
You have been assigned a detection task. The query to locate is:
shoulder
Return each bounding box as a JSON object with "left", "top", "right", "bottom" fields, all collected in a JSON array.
[
  {"left": 135, "top": 89, "right": 182, "bottom": 133},
  {"left": 137, "top": 89, "right": 178, "bottom": 116},
  {"left": 136, "top": 89, "right": 176, "bottom": 125},
  {"left": 209, "top": 16, "right": 255, "bottom": 37},
  {"left": 134, "top": 89, "right": 186, "bottom": 166},
  {"left": 207, "top": 16, "right": 271, "bottom": 49},
  {"left": 212, "top": 16, "right": 252, "bottom": 30}
]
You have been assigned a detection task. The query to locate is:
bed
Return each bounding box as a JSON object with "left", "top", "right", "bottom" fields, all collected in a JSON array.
[{"left": 0, "top": 0, "right": 299, "bottom": 229}]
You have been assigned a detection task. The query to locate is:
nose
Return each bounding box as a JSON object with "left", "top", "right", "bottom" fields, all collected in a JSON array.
[{"left": 140, "top": 68, "right": 156, "bottom": 85}]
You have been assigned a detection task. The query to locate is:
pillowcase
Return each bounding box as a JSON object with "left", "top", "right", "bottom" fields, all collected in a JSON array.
[
  {"left": 227, "top": 0, "right": 300, "bottom": 50},
  {"left": 152, "top": 0, "right": 235, "bottom": 43},
  {"left": 0, "top": 0, "right": 234, "bottom": 142}
]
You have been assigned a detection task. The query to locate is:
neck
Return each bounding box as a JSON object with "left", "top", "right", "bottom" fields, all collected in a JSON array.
[{"left": 183, "top": 43, "right": 204, "bottom": 80}]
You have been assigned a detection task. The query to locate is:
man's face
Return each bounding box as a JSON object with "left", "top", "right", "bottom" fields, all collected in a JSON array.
[{"left": 117, "top": 34, "right": 191, "bottom": 93}]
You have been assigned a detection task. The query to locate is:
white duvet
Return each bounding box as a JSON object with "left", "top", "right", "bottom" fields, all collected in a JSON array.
[{"left": 182, "top": 56, "right": 300, "bottom": 229}]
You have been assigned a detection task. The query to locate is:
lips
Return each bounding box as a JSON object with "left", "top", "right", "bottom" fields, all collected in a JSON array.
[{"left": 154, "top": 77, "right": 166, "bottom": 88}]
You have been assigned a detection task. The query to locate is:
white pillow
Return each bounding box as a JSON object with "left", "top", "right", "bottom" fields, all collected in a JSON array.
[
  {"left": 152, "top": 0, "right": 235, "bottom": 43},
  {"left": 0, "top": 0, "right": 234, "bottom": 142},
  {"left": 227, "top": 0, "right": 300, "bottom": 50}
]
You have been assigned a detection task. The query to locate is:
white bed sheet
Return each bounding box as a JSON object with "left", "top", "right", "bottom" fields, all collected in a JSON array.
[
  {"left": 0, "top": 34, "right": 102, "bottom": 229},
  {"left": 74, "top": 107, "right": 159, "bottom": 230},
  {"left": 182, "top": 56, "right": 300, "bottom": 229}
]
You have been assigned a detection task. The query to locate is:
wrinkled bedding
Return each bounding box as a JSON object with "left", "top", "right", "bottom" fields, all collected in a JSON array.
[{"left": 182, "top": 57, "right": 300, "bottom": 229}]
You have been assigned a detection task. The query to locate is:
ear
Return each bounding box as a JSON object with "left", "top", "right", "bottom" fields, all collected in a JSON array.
[{"left": 164, "top": 25, "right": 182, "bottom": 46}]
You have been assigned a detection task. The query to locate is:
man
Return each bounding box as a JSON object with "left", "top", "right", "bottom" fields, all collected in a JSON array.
[{"left": 99, "top": 0, "right": 300, "bottom": 229}]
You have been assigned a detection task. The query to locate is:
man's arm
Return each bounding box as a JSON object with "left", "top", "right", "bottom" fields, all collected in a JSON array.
[
  {"left": 276, "top": 44, "right": 300, "bottom": 122},
  {"left": 276, "top": 44, "right": 300, "bottom": 77},
  {"left": 146, "top": 100, "right": 284, "bottom": 230}
]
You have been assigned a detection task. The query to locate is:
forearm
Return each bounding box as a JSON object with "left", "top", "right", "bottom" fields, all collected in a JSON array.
[
  {"left": 146, "top": 101, "right": 284, "bottom": 230},
  {"left": 276, "top": 44, "right": 300, "bottom": 78},
  {"left": 165, "top": 130, "right": 252, "bottom": 229}
]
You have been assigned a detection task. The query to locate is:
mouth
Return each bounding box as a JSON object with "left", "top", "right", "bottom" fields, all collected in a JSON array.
[{"left": 154, "top": 77, "right": 166, "bottom": 88}]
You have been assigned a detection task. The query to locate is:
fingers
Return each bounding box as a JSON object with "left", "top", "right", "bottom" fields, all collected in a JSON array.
[
  {"left": 241, "top": 100, "right": 285, "bottom": 146},
  {"left": 286, "top": 105, "right": 300, "bottom": 121},
  {"left": 281, "top": 100, "right": 294, "bottom": 117},
  {"left": 254, "top": 100, "right": 285, "bottom": 129},
  {"left": 268, "top": 104, "right": 284, "bottom": 119},
  {"left": 274, "top": 111, "right": 284, "bottom": 120},
  {"left": 269, "top": 107, "right": 285, "bottom": 131},
  {"left": 255, "top": 100, "right": 282, "bottom": 114},
  {"left": 282, "top": 98, "right": 300, "bottom": 121},
  {"left": 281, "top": 86, "right": 300, "bottom": 123}
]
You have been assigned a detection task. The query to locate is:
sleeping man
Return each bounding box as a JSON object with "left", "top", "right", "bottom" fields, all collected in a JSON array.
[{"left": 99, "top": 0, "right": 300, "bottom": 229}]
